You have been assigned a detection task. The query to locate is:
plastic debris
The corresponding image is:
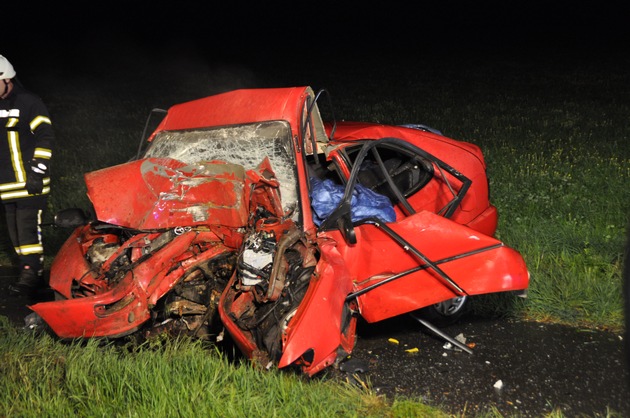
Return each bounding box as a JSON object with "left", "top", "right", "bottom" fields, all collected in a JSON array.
[
  {"left": 405, "top": 347, "right": 419, "bottom": 353},
  {"left": 493, "top": 380, "right": 504, "bottom": 389},
  {"left": 310, "top": 177, "right": 396, "bottom": 226},
  {"left": 388, "top": 338, "right": 399, "bottom": 344},
  {"left": 24, "top": 312, "right": 44, "bottom": 330}
]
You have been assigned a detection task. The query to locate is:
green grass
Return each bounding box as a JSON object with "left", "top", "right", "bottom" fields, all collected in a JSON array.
[
  {"left": 487, "top": 132, "right": 627, "bottom": 327},
  {"left": 0, "top": 317, "right": 405, "bottom": 418},
  {"left": 1, "top": 49, "right": 628, "bottom": 416}
]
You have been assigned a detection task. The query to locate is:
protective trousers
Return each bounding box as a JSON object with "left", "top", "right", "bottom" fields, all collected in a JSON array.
[{"left": 2, "top": 198, "right": 46, "bottom": 275}]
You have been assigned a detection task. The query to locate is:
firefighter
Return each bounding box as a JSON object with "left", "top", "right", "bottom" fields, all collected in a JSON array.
[{"left": 0, "top": 54, "right": 53, "bottom": 296}]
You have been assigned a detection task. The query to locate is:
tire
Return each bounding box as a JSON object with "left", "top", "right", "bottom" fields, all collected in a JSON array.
[{"left": 413, "top": 295, "right": 469, "bottom": 327}]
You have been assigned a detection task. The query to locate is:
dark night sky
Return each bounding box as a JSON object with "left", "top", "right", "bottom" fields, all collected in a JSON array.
[{"left": 3, "top": 1, "right": 628, "bottom": 74}]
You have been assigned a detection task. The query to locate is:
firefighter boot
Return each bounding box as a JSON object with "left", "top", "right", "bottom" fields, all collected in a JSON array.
[{"left": 9, "top": 266, "right": 43, "bottom": 297}]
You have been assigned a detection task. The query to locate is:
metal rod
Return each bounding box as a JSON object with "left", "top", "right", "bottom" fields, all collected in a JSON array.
[
  {"left": 409, "top": 313, "right": 473, "bottom": 355},
  {"left": 370, "top": 219, "right": 467, "bottom": 295},
  {"left": 346, "top": 242, "right": 503, "bottom": 301}
]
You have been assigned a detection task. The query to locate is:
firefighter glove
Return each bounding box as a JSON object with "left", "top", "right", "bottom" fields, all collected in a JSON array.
[{"left": 25, "top": 159, "right": 48, "bottom": 195}]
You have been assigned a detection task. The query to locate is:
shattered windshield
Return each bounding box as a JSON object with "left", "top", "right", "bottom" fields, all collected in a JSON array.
[{"left": 143, "top": 121, "right": 299, "bottom": 218}]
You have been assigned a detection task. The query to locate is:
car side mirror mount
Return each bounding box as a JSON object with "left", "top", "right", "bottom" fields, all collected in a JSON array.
[
  {"left": 319, "top": 201, "right": 357, "bottom": 245},
  {"left": 336, "top": 212, "right": 356, "bottom": 245},
  {"left": 54, "top": 208, "right": 89, "bottom": 229}
]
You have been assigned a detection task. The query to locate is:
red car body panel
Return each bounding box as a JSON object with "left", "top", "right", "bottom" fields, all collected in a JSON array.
[
  {"left": 29, "top": 86, "right": 529, "bottom": 376},
  {"left": 325, "top": 122, "right": 496, "bottom": 234},
  {"left": 148, "top": 87, "right": 308, "bottom": 140},
  {"left": 33, "top": 230, "right": 196, "bottom": 338},
  {"left": 277, "top": 239, "right": 357, "bottom": 374},
  {"left": 337, "top": 211, "right": 528, "bottom": 323},
  {"left": 85, "top": 158, "right": 252, "bottom": 230}
]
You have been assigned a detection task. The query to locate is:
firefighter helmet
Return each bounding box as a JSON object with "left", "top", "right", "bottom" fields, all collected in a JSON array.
[{"left": 0, "top": 55, "right": 16, "bottom": 80}]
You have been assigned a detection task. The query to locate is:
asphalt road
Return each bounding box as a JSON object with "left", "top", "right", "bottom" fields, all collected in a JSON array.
[
  {"left": 1, "top": 266, "right": 628, "bottom": 417},
  {"left": 345, "top": 314, "right": 629, "bottom": 417}
]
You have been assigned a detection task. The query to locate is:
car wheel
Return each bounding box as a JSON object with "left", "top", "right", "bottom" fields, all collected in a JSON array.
[{"left": 413, "top": 295, "right": 469, "bottom": 327}]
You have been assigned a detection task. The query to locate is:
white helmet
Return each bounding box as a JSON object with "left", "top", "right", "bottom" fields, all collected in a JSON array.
[{"left": 0, "top": 55, "right": 16, "bottom": 80}]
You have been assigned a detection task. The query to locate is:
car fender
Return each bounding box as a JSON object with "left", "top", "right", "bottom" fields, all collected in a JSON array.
[
  {"left": 30, "top": 231, "right": 197, "bottom": 338},
  {"left": 278, "top": 236, "right": 355, "bottom": 375}
]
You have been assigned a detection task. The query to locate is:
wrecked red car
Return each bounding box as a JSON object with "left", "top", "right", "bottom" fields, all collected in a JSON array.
[{"left": 30, "top": 86, "right": 529, "bottom": 376}]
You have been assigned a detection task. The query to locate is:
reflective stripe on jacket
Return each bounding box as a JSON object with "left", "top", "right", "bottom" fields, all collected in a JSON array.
[{"left": 0, "top": 83, "right": 53, "bottom": 201}]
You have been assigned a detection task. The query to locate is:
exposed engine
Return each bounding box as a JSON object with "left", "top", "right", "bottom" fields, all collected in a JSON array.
[{"left": 192, "top": 213, "right": 314, "bottom": 363}]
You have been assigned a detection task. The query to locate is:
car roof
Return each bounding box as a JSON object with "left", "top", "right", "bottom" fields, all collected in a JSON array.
[{"left": 150, "top": 86, "right": 323, "bottom": 140}]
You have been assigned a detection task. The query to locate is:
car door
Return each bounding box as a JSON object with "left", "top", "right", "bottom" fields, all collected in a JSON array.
[{"left": 316, "top": 139, "right": 529, "bottom": 323}]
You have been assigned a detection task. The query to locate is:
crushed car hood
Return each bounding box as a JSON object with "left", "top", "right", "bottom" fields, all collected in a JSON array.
[{"left": 85, "top": 157, "right": 251, "bottom": 230}]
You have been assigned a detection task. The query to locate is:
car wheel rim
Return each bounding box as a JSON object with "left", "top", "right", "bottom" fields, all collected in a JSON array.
[{"left": 433, "top": 296, "right": 467, "bottom": 316}]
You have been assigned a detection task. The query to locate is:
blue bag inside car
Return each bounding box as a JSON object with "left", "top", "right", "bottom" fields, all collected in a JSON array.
[{"left": 310, "top": 177, "right": 396, "bottom": 226}]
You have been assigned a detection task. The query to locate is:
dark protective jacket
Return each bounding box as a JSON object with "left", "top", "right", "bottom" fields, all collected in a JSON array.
[{"left": 0, "top": 83, "right": 53, "bottom": 201}]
